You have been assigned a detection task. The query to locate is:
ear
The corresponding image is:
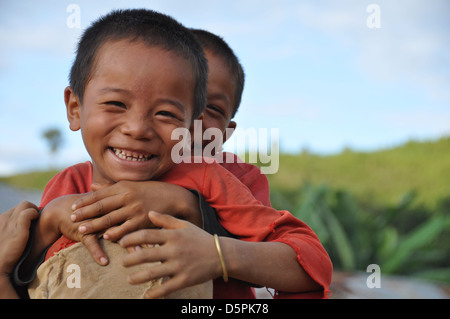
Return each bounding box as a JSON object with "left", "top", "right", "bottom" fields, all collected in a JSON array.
[
  {"left": 65, "top": 86, "right": 81, "bottom": 131},
  {"left": 222, "top": 120, "right": 236, "bottom": 144}
]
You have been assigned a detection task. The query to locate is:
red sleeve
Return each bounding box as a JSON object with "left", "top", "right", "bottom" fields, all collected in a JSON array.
[
  {"left": 162, "top": 161, "right": 333, "bottom": 298},
  {"left": 39, "top": 162, "right": 93, "bottom": 210},
  {"left": 39, "top": 162, "right": 93, "bottom": 260}
]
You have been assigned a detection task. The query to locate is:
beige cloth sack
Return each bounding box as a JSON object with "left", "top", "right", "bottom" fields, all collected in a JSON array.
[{"left": 28, "top": 239, "right": 212, "bottom": 299}]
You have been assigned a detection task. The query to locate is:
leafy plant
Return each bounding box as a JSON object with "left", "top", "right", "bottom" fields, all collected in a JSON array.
[{"left": 271, "top": 184, "right": 450, "bottom": 284}]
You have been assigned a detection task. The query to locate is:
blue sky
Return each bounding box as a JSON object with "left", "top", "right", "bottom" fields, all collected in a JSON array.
[{"left": 1, "top": 0, "right": 449, "bottom": 175}]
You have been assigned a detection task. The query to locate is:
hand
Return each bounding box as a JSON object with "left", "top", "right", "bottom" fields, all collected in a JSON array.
[
  {"left": 39, "top": 195, "right": 109, "bottom": 265},
  {"left": 0, "top": 201, "right": 39, "bottom": 277},
  {"left": 70, "top": 181, "right": 202, "bottom": 242},
  {"left": 119, "top": 211, "right": 222, "bottom": 299}
]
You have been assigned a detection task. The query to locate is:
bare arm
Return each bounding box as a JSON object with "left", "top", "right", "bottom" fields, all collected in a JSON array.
[
  {"left": 120, "top": 212, "right": 321, "bottom": 299},
  {"left": 219, "top": 238, "right": 321, "bottom": 292}
]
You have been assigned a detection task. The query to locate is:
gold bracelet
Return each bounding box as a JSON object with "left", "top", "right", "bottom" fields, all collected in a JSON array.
[{"left": 213, "top": 234, "right": 228, "bottom": 282}]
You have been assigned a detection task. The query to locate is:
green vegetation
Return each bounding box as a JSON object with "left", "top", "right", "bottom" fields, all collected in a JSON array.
[
  {"left": 271, "top": 185, "right": 450, "bottom": 283},
  {"left": 0, "top": 169, "right": 59, "bottom": 190},
  {"left": 1, "top": 136, "right": 449, "bottom": 283},
  {"left": 266, "top": 136, "right": 450, "bottom": 284}
]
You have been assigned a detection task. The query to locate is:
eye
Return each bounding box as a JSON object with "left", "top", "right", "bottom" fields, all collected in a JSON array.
[
  {"left": 156, "top": 110, "right": 177, "bottom": 119},
  {"left": 207, "top": 104, "right": 225, "bottom": 116},
  {"left": 105, "top": 101, "right": 126, "bottom": 108}
]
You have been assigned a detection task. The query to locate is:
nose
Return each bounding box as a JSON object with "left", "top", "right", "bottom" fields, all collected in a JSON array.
[{"left": 120, "top": 115, "right": 154, "bottom": 140}]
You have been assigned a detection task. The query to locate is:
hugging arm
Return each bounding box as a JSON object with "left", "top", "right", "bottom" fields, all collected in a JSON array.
[
  {"left": 0, "top": 202, "right": 39, "bottom": 298},
  {"left": 70, "top": 180, "right": 231, "bottom": 241}
]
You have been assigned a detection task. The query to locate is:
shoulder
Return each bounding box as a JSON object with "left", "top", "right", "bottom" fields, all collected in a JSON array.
[
  {"left": 220, "top": 153, "right": 263, "bottom": 178},
  {"left": 219, "top": 152, "right": 268, "bottom": 185},
  {"left": 40, "top": 162, "right": 92, "bottom": 208},
  {"left": 160, "top": 157, "right": 240, "bottom": 194},
  {"left": 48, "top": 162, "right": 92, "bottom": 185},
  {"left": 162, "top": 157, "right": 227, "bottom": 182},
  {"left": 219, "top": 153, "right": 271, "bottom": 206}
]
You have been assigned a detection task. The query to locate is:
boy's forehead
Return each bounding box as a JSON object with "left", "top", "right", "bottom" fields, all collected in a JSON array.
[
  {"left": 87, "top": 39, "right": 196, "bottom": 114},
  {"left": 94, "top": 40, "right": 190, "bottom": 80},
  {"left": 93, "top": 39, "right": 194, "bottom": 80}
]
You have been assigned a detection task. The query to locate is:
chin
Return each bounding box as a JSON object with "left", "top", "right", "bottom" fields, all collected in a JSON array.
[{"left": 112, "top": 171, "right": 157, "bottom": 182}]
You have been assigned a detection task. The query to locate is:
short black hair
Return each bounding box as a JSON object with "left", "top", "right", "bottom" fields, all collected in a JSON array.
[
  {"left": 190, "top": 29, "right": 245, "bottom": 119},
  {"left": 70, "top": 9, "right": 208, "bottom": 120}
]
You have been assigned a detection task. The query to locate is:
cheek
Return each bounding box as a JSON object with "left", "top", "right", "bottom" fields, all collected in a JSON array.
[
  {"left": 203, "top": 118, "right": 226, "bottom": 134},
  {"left": 80, "top": 111, "right": 116, "bottom": 147},
  {"left": 82, "top": 106, "right": 122, "bottom": 131},
  {"left": 163, "top": 127, "right": 181, "bottom": 150}
]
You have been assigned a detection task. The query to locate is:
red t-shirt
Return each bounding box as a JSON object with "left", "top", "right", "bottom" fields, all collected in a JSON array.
[{"left": 40, "top": 155, "right": 332, "bottom": 298}]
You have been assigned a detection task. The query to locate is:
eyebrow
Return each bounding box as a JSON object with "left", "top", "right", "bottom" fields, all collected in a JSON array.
[
  {"left": 98, "top": 87, "right": 132, "bottom": 96},
  {"left": 156, "top": 98, "right": 187, "bottom": 114},
  {"left": 209, "top": 93, "right": 230, "bottom": 103},
  {"left": 208, "top": 93, "right": 231, "bottom": 108}
]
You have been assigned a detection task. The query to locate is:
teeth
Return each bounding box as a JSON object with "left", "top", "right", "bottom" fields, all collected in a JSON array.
[{"left": 112, "top": 148, "right": 151, "bottom": 162}]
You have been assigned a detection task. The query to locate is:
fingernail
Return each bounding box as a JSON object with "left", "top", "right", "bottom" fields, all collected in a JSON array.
[
  {"left": 70, "top": 214, "right": 76, "bottom": 222},
  {"left": 103, "top": 233, "right": 110, "bottom": 240},
  {"left": 100, "top": 257, "right": 108, "bottom": 265},
  {"left": 79, "top": 225, "right": 86, "bottom": 233},
  {"left": 71, "top": 203, "right": 77, "bottom": 210}
]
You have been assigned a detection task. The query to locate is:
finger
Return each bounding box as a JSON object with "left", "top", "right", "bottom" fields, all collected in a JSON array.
[
  {"left": 82, "top": 235, "right": 109, "bottom": 266},
  {"left": 71, "top": 187, "right": 114, "bottom": 211},
  {"left": 126, "top": 246, "right": 137, "bottom": 253},
  {"left": 103, "top": 219, "right": 140, "bottom": 241},
  {"left": 12, "top": 208, "right": 39, "bottom": 233},
  {"left": 16, "top": 207, "right": 40, "bottom": 227},
  {"left": 72, "top": 193, "right": 123, "bottom": 222},
  {"left": 123, "top": 243, "right": 166, "bottom": 267},
  {"left": 119, "top": 228, "right": 166, "bottom": 248},
  {"left": 122, "top": 243, "right": 165, "bottom": 267},
  {"left": 4, "top": 202, "right": 24, "bottom": 218},
  {"left": 144, "top": 275, "right": 188, "bottom": 299},
  {"left": 14, "top": 201, "right": 39, "bottom": 214},
  {"left": 127, "top": 263, "right": 173, "bottom": 285},
  {"left": 90, "top": 182, "right": 112, "bottom": 192},
  {"left": 78, "top": 209, "right": 122, "bottom": 235},
  {"left": 147, "top": 211, "right": 186, "bottom": 230}
]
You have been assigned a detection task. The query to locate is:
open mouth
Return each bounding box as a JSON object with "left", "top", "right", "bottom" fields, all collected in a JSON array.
[{"left": 111, "top": 147, "right": 154, "bottom": 162}]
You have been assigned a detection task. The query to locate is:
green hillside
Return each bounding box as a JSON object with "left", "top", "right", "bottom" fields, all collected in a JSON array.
[
  {"left": 267, "top": 136, "right": 450, "bottom": 210},
  {"left": 0, "top": 169, "right": 60, "bottom": 191}
]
